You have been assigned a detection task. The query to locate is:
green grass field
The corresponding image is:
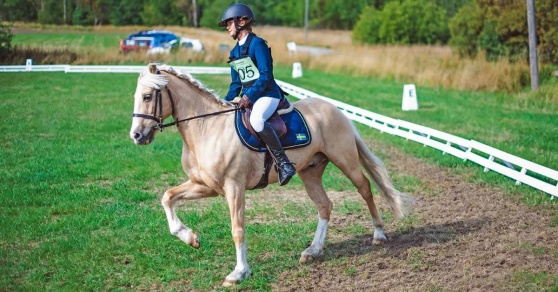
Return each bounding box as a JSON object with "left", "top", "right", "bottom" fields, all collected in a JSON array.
[
  {"left": 13, "top": 31, "right": 127, "bottom": 51},
  {"left": 0, "top": 65, "right": 556, "bottom": 290}
]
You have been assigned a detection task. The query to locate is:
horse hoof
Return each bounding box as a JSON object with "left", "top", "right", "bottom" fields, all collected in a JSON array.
[
  {"left": 222, "top": 268, "right": 252, "bottom": 286},
  {"left": 190, "top": 232, "right": 200, "bottom": 249},
  {"left": 222, "top": 279, "right": 237, "bottom": 287},
  {"left": 372, "top": 235, "right": 387, "bottom": 245},
  {"left": 299, "top": 254, "right": 315, "bottom": 264}
]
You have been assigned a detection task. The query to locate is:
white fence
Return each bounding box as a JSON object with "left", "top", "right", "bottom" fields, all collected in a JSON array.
[
  {"left": 2, "top": 65, "right": 557, "bottom": 198},
  {"left": 0, "top": 64, "right": 229, "bottom": 74},
  {"left": 277, "top": 80, "right": 558, "bottom": 199}
]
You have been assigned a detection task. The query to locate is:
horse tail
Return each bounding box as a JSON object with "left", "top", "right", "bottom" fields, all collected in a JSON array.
[{"left": 352, "top": 125, "right": 415, "bottom": 218}]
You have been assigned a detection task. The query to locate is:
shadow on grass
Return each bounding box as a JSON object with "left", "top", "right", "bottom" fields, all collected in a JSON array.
[{"left": 321, "top": 217, "right": 488, "bottom": 260}]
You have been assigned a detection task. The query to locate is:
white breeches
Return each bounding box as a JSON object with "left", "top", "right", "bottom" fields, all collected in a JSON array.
[{"left": 249, "top": 96, "right": 280, "bottom": 132}]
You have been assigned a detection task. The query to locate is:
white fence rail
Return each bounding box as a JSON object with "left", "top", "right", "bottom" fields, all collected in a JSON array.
[
  {"left": 277, "top": 80, "right": 558, "bottom": 199},
  {"left": 0, "top": 64, "right": 69, "bottom": 72},
  {"left": 0, "top": 64, "right": 230, "bottom": 74},
  {"left": 2, "top": 65, "right": 556, "bottom": 198}
]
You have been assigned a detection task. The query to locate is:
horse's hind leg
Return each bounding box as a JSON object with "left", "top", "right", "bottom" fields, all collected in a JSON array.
[
  {"left": 298, "top": 153, "right": 332, "bottom": 263},
  {"left": 329, "top": 154, "right": 387, "bottom": 245},
  {"left": 161, "top": 180, "right": 218, "bottom": 248},
  {"left": 350, "top": 170, "right": 387, "bottom": 244}
]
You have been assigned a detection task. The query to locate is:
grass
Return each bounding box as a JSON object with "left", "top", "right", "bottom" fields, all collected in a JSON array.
[{"left": 12, "top": 31, "right": 125, "bottom": 51}]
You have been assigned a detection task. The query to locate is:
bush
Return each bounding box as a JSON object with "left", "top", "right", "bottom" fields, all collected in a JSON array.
[
  {"left": 449, "top": 0, "right": 558, "bottom": 65},
  {"left": 536, "top": 0, "right": 558, "bottom": 64},
  {"left": 351, "top": 5, "right": 382, "bottom": 44},
  {"left": 477, "top": 20, "right": 504, "bottom": 61},
  {"left": 1, "top": 46, "right": 78, "bottom": 65},
  {"left": 352, "top": 0, "right": 449, "bottom": 45},
  {"left": 0, "top": 23, "right": 14, "bottom": 61},
  {"left": 448, "top": 1, "right": 483, "bottom": 58}
]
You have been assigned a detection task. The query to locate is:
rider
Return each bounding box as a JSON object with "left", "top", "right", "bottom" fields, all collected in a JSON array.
[{"left": 218, "top": 3, "right": 296, "bottom": 186}]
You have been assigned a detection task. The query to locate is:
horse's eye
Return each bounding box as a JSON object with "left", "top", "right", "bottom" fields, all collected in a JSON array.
[{"left": 143, "top": 94, "right": 152, "bottom": 102}]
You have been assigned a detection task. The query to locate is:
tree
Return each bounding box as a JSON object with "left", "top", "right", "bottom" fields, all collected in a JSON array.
[
  {"left": 142, "top": 0, "right": 182, "bottom": 26},
  {"left": 353, "top": 0, "right": 449, "bottom": 45},
  {"left": 316, "top": 0, "right": 374, "bottom": 30},
  {"left": 38, "top": 0, "right": 65, "bottom": 24},
  {"left": 0, "top": 0, "right": 38, "bottom": 21},
  {"left": 198, "top": 0, "right": 230, "bottom": 29},
  {"left": 397, "top": 0, "right": 449, "bottom": 44},
  {"left": 109, "top": 0, "right": 146, "bottom": 26},
  {"left": 351, "top": 5, "right": 382, "bottom": 44},
  {"left": 537, "top": 0, "right": 558, "bottom": 64},
  {"left": 477, "top": 20, "right": 503, "bottom": 61},
  {"left": 433, "top": 0, "right": 470, "bottom": 18},
  {"left": 448, "top": 1, "right": 484, "bottom": 57},
  {"left": 0, "top": 22, "right": 13, "bottom": 61},
  {"left": 449, "top": 0, "right": 558, "bottom": 64}
]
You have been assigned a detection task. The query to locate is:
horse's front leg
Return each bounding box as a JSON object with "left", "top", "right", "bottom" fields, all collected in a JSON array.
[
  {"left": 222, "top": 182, "right": 251, "bottom": 287},
  {"left": 161, "top": 180, "right": 218, "bottom": 248}
]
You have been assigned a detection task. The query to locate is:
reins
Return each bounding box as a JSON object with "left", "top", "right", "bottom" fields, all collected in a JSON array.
[
  {"left": 159, "top": 107, "right": 239, "bottom": 130},
  {"left": 133, "top": 86, "right": 239, "bottom": 132}
]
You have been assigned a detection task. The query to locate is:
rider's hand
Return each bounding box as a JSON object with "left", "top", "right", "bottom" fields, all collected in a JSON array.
[{"left": 239, "top": 95, "right": 252, "bottom": 110}]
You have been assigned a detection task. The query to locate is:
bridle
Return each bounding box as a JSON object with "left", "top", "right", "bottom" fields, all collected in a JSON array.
[{"left": 132, "top": 86, "right": 239, "bottom": 132}]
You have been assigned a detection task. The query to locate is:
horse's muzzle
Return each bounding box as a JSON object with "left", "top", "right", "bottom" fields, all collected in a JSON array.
[{"left": 131, "top": 128, "right": 155, "bottom": 145}]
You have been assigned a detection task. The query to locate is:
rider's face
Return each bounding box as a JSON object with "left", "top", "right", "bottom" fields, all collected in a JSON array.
[
  {"left": 226, "top": 20, "right": 235, "bottom": 36},
  {"left": 226, "top": 19, "right": 247, "bottom": 37}
]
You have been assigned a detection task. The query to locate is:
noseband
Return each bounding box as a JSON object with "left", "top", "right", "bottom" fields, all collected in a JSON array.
[{"left": 132, "top": 86, "right": 239, "bottom": 132}]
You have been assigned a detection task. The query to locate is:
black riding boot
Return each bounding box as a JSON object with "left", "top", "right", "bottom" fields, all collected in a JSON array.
[{"left": 258, "top": 122, "right": 296, "bottom": 186}]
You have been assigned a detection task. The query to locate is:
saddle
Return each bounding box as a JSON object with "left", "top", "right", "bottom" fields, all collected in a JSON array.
[
  {"left": 240, "top": 98, "right": 292, "bottom": 139},
  {"left": 234, "top": 98, "right": 311, "bottom": 190}
]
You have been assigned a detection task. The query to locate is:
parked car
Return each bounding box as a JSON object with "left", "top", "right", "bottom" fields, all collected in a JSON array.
[
  {"left": 180, "top": 38, "right": 204, "bottom": 52},
  {"left": 120, "top": 30, "right": 180, "bottom": 55}
]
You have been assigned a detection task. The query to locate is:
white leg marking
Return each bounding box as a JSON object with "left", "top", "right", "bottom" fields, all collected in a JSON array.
[
  {"left": 300, "top": 217, "right": 328, "bottom": 263},
  {"left": 372, "top": 220, "right": 387, "bottom": 245},
  {"left": 223, "top": 241, "right": 252, "bottom": 286},
  {"left": 162, "top": 201, "right": 198, "bottom": 247}
]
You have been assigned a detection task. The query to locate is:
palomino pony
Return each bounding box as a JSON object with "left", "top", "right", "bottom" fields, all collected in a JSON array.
[{"left": 129, "top": 64, "right": 413, "bottom": 286}]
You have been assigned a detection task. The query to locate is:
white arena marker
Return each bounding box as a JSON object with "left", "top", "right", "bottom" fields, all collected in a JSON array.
[
  {"left": 402, "top": 84, "right": 418, "bottom": 111},
  {"left": 25, "top": 59, "right": 32, "bottom": 71},
  {"left": 292, "top": 62, "right": 303, "bottom": 78}
]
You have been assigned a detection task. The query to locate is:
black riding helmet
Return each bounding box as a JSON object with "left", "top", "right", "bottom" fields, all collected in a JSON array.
[{"left": 218, "top": 3, "right": 255, "bottom": 39}]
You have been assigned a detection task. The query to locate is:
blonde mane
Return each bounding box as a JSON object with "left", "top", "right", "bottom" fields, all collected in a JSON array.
[
  {"left": 139, "top": 64, "right": 231, "bottom": 107},
  {"left": 138, "top": 70, "right": 168, "bottom": 90}
]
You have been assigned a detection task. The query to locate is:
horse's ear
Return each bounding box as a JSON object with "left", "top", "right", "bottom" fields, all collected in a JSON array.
[{"left": 149, "top": 63, "right": 157, "bottom": 74}]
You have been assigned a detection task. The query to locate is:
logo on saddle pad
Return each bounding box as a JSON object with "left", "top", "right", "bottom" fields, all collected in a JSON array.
[
  {"left": 296, "top": 133, "right": 307, "bottom": 141},
  {"left": 234, "top": 107, "right": 312, "bottom": 152}
]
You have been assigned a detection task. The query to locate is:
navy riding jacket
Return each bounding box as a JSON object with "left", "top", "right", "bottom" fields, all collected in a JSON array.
[{"left": 224, "top": 33, "right": 283, "bottom": 102}]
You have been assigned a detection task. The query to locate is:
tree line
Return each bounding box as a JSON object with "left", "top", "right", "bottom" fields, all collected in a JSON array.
[{"left": 1, "top": 0, "right": 557, "bottom": 64}]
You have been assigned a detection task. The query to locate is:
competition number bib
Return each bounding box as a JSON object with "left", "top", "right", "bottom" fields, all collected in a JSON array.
[{"left": 229, "top": 57, "right": 260, "bottom": 84}]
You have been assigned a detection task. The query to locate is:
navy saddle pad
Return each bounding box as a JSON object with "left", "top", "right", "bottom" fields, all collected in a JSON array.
[{"left": 234, "top": 108, "right": 312, "bottom": 152}]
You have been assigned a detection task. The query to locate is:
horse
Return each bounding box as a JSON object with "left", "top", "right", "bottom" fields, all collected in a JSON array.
[{"left": 129, "top": 63, "right": 414, "bottom": 286}]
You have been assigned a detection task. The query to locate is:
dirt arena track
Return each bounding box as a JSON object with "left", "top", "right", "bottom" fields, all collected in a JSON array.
[{"left": 259, "top": 139, "right": 558, "bottom": 291}]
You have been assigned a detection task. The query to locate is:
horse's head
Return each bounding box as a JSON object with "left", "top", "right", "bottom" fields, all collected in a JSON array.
[{"left": 130, "top": 64, "right": 172, "bottom": 145}]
